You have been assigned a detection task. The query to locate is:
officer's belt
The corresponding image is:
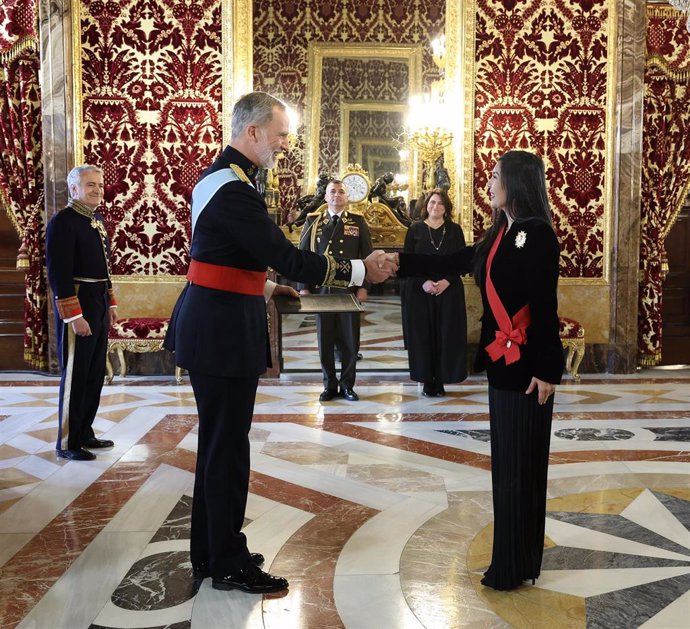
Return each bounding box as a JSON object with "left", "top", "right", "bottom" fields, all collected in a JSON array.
[
  {"left": 74, "top": 277, "right": 108, "bottom": 283},
  {"left": 187, "top": 259, "right": 266, "bottom": 296}
]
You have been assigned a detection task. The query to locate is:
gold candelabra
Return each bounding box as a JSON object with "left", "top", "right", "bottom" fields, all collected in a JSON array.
[{"left": 409, "top": 127, "right": 453, "bottom": 190}]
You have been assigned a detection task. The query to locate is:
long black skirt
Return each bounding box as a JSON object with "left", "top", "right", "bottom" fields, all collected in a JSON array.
[{"left": 481, "top": 385, "right": 554, "bottom": 591}]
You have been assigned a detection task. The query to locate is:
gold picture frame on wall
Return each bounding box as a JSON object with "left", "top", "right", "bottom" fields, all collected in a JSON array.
[{"left": 304, "top": 42, "right": 423, "bottom": 195}]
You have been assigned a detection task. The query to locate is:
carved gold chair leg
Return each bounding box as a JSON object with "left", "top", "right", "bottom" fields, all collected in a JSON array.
[
  {"left": 175, "top": 366, "right": 183, "bottom": 384},
  {"left": 105, "top": 352, "right": 114, "bottom": 385},
  {"left": 562, "top": 339, "right": 584, "bottom": 382},
  {"left": 117, "top": 347, "right": 127, "bottom": 378}
]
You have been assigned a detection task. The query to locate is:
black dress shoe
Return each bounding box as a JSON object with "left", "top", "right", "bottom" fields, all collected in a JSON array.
[
  {"left": 82, "top": 437, "right": 114, "bottom": 448},
  {"left": 340, "top": 388, "right": 359, "bottom": 401},
  {"left": 435, "top": 384, "right": 446, "bottom": 397},
  {"left": 422, "top": 384, "right": 437, "bottom": 398},
  {"left": 193, "top": 553, "right": 264, "bottom": 579},
  {"left": 57, "top": 448, "right": 96, "bottom": 461},
  {"left": 319, "top": 389, "right": 338, "bottom": 402},
  {"left": 212, "top": 564, "right": 289, "bottom": 593}
]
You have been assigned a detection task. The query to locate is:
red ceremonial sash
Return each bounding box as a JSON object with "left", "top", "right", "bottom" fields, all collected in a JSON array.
[
  {"left": 484, "top": 225, "right": 531, "bottom": 365},
  {"left": 187, "top": 259, "right": 266, "bottom": 296}
]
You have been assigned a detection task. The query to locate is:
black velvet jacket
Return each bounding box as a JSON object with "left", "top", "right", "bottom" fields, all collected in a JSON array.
[
  {"left": 165, "top": 146, "right": 356, "bottom": 378},
  {"left": 399, "top": 218, "right": 564, "bottom": 391}
]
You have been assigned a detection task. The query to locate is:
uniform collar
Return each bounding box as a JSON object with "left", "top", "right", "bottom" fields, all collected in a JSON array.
[
  {"left": 221, "top": 145, "right": 259, "bottom": 185},
  {"left": 68, "top": 198, "right": 98, "bottom": 218}
]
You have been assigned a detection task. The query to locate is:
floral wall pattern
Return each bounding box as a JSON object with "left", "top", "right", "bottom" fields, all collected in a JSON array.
[
  {"left": 638, "top": 6, "right": 690, "bottom": 365},
  {"left": 472, "top": 0, "right": 609, "bottom": 278},
  {"left": 252, "top": 0, "right": 445, "bottom": 219},
  {"left": 79, "top": 0, "right": 223, "bottom": 274},
  {"left": 0, "top": 0, "right": 47, "bottom": 367}
]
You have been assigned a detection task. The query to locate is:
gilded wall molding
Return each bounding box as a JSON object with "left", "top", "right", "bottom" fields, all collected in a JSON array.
[
  {"left": 446, "top": 0, "right": 475, "bottom": 239},
  {"left": 223, "top": 0, "right": 253, "bottom": 145},
  {"left": 71, "top": 1, "right": 84, "bottom": 164}
]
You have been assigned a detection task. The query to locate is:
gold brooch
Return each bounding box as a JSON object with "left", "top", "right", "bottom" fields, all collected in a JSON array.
[{"left": 515, "top": 231, "right": 527, "bottom": 248}]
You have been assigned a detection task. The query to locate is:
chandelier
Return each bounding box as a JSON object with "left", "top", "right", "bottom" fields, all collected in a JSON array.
[{"left": 669, "top": 0, "right": 690, "bottom": 32}]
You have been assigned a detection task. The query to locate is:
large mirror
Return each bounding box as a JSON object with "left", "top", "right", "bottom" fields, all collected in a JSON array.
[{"left": 304, "top": 42, "right": 423, "bottom": 195}]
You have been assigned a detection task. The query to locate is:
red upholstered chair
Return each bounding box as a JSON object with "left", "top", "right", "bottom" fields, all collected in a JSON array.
[
  {"left": 558, "top": 316, "right": 585, "bottom": 381},
  {"left": 106, "top": 317, "right": 182, "bottom": 384}
]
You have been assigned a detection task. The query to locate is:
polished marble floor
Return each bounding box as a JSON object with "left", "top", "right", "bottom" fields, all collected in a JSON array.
[{"left": 1, "top": 366, "right": 689, "bottom": 628}]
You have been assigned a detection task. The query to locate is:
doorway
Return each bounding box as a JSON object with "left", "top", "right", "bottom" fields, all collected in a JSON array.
[{"left": 660, "top": 198, "right": 690, "bottom": 365}]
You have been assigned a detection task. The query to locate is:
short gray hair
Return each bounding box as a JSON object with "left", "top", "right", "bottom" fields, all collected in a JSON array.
[
  {"left": 67, "top": 165, "right": 103, "bottom": 197},
  {"left": 231, "top": 92, "right": 286, "bottom": 139}
]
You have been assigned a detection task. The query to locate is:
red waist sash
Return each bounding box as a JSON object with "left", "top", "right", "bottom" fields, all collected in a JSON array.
[
  {"left": 484, "top": 225, "right": 531, "bottom": 365},
  {"left": 187, "top": 259, "right": 266, "bottom": 296}
]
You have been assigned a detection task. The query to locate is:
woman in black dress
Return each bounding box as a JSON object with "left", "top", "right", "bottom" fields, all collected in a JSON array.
[
  {"left": 400, "top": 189, "right": 467, "bottom": 397},
  {"left": 396, "top": 150, "right": 564, "bottom": 590}
]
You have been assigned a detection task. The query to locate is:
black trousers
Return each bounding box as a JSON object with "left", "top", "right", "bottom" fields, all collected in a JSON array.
[
  {"left": 188, "top": 371, "right": 258, "bottom": 576},
  {"left": 483, "top": 385, "right": 553, "bottom": 590},
  {"left": 316, "top": 311, "right": 359, "bottom": 390},
  {"left": 56, "top": 283, "right": 108, "bottom": 451}
]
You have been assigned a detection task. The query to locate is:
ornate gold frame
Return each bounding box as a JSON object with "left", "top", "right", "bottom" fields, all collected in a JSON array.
[
  {"left": 339, "top": 100, "right": 409, "bottom": 176},
  {"left": 304, "top": 42, "right": 423, "bottom": 194}
]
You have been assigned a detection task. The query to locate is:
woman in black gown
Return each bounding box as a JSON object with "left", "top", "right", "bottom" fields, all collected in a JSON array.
[
  {"left": 400, "top": 189, "right": 467, "bottom": 397},
  {"left": 396, "top": 151, "right": 564, "bottom": 590}
]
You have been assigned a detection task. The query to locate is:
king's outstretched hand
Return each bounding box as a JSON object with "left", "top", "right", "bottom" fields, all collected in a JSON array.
[{"left": 364, "top": 250, "right": 399, "bottom": 283}]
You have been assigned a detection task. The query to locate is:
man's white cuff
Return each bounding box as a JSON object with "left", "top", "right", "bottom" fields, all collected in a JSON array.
[{"left": 349, "top": 260, "right": 365, "bottom": 287}]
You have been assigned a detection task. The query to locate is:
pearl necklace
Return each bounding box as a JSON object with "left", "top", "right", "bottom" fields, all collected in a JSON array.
[{"left": 426, "top": 222, "right": 446, "bottom": 251}]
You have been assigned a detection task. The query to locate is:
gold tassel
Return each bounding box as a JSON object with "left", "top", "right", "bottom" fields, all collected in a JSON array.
[{"left": 0, "top": 36, "right": 38, "bottom": 65}]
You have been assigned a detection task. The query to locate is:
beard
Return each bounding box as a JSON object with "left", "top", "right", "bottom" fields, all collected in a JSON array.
[{"left": 256, "top": 131, "right": 278, "bottom": 169}]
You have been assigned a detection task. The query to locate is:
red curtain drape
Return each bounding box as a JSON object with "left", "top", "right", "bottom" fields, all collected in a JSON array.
[
  {"left": 0, "top": 0, "right": 47, "bottom": 368},
  {"left": 638, "top": 7, "right": 690, "bottom": 366}
]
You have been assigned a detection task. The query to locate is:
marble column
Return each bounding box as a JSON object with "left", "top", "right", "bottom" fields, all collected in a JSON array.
[
  {"left": 607, "top": 0, "right": 647, "bottom": 373},
  {"left": 38, "top": 0, "right": 78, "bottom": 372}
]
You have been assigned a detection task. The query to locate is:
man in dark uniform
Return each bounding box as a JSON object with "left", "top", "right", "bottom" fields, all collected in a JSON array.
[
  {"left": 46, "top": 165, "right": 118, "bottom": 461},
  {"left": 297, "top": 181, "right": 373, "bottom": 401},
  {"left": 164, "top": 92, "right": 395, "bottom": 594}
]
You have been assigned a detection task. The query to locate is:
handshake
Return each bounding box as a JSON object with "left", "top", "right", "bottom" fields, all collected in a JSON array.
[{"left": 364, "top": 250, "right": 400, "bottom": 283}]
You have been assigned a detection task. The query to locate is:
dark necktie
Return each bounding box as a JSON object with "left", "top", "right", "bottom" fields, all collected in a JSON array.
[{"left": 331, "top": 214, "right": 339, "bottom": 226}]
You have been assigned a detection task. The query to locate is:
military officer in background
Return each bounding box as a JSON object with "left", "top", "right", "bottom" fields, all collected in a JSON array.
[
  {"left": 46, "top": 165, "right": 118, "bottom": 461},
  {"left": 297, "top": 181, "right": 373, "bottom": 401},
  {"left": 164, "top": 92, "right": 395, "bottom": 595}
]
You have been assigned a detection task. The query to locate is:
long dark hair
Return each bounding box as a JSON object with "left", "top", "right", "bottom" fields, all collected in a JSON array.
[
  {"left": 420, "top": 188, "right": 453, "bottom": 222},
  {"left": 472, "top": 150, "right": 552, "bottom": 284}
]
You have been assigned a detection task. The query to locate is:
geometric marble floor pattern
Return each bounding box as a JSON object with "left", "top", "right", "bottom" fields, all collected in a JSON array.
[{"left": 0, "top": 372, "right": 689, "bottom": 628}]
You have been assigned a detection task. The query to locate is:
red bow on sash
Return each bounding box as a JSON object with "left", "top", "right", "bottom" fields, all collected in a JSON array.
[{"left": 484, "top": 225, "right": 531, "bottom": 365}]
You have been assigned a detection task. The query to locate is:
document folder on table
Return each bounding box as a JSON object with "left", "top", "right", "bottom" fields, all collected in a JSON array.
[{"left": 273, "top": 293, "right": 365, "bottom": 315}]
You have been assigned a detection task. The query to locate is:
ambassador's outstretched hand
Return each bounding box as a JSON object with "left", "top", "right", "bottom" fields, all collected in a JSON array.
[{"left": 364, "top": 250, "right": 399, "bottom": 283}]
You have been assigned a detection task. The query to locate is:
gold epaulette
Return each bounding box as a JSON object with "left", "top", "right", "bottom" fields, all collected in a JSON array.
[{"left": 229, "top": 164, "right": 252, "bottom": 184}]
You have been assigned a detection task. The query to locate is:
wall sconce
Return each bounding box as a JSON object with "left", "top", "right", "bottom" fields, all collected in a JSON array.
[
  {"left": 431, "top": 34, "right": 446, "bottom": 72},
  {"left": 406, "top": 34, "right": 453, "bottom": 191},
  {"left": 407, "top": 96, "right": 453, "bottom": 191}
]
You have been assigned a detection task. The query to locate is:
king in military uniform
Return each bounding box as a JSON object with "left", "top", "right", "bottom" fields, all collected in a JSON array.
[
  {"left": 164, "top": 92, "right": 395, "bottom": 594},
  {"left": 45, "top": 165, "right": 118, "bottom": 461}
]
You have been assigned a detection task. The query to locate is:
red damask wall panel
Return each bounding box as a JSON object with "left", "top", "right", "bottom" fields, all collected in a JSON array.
[
  {"left": 80, "top": 0, "right": 222, "bottom": 275},
  {"left": 253, "top": 0, "right": 445, "bottom": 218},
  {"left": 473, "top": 0, "right": 609, "bottom": 278}
]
